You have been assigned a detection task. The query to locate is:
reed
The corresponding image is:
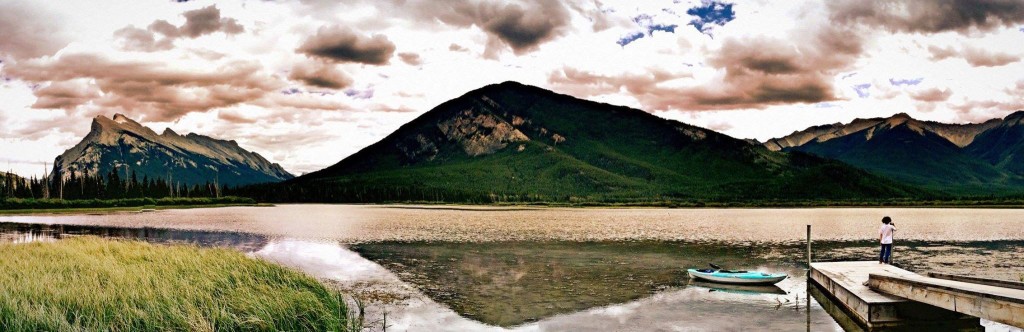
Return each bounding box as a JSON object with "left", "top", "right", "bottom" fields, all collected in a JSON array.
[{"left": 0, "top": 237, "right": 360, "bottom": 331}]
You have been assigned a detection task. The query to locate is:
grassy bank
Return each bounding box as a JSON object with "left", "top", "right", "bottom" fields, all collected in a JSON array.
[
  {"left": 0, "top": 237, "right": 361, "bottom": 331},
  {"left": 0, "top": 197, "right": 257, "bottom": 213}
]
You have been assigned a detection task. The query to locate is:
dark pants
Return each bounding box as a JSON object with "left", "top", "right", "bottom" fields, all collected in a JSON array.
[{"left": 879, "top": 243, "right": 893, "bottom": 263}]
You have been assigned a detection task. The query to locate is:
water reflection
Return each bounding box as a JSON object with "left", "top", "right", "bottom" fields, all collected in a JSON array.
[
  {"left": 352, "top": 241, "right": 805, "bottom": 327},
  {"left": 1, "top": 220, "right": 1021, "bottom": 331},
  {"left": 0, "top": 222, "right": 269, "bottom": 251},
  {"left": 687, "top": 280, "right": 788, "bottom": 295}
]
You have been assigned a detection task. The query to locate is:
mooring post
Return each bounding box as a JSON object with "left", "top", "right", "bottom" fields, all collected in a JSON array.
[{"left": 806, "top": 224, "right": 812, "bottom": 269}]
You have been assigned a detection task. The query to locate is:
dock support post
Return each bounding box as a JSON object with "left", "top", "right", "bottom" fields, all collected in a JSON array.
[{"left": 806, "top": 224, "right": 812, "bottom": 269}]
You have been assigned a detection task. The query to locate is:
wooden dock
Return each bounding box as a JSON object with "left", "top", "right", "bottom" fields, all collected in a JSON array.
[
  {"left": 868, "top": 272, "right": 1024, "bottom": 329},
  {"left": 809, "top": 261, "right": 982, "bottom": 331}
]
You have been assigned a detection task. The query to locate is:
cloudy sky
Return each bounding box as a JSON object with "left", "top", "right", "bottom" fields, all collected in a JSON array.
[{"left": 2, "top": 0, "right": 1023, "bottom": 177}]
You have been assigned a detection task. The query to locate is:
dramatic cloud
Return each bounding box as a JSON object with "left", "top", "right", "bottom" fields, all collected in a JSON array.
[
  {"left": 30, "top": 79, "right": 103, "bottom": 110},
  {"left": 928, "top": 45, "right": 1020, "bottom": 67},
  {"left": 297, "top": 25, "right": 396, "bottom": 65},
  {"left": 398, "top": 52, "right": 423, "bottom": 66},
  {"left": 114, "top": 5, "right": 243, "bottom": 52},
  {"left": 547, "top": 67, "right": 694, "bottom": 111},
  {"left": 408, "top": 0, "right": 572, "bottom": 57},
  {"left": 114, "top": 26, "right": 174, "bottom": 52},
  {"left": 4, "top": 53, "right": 283, "bottom": 121},
  {"left": 178, "top": 5, "right": 244, "bottom": 38},
  {"left": 911, "top": 88, "right": 952, "bottom": 102},
  {"left": 448, "top": 43, "right": 469, "bottom": 52},
  {"left": 829, "top": 0, "right": 1024, "bottom": 33},
  {"left": 288, "top": 61, "right": 353, "bottom": 89},
  {"left": 0, "top": 1, "right": 70, "bottom": 59}
]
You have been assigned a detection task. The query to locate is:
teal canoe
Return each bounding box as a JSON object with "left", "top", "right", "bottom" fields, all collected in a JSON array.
[{"left": 687, "top": 268, "right": 788, "bottom": 285}]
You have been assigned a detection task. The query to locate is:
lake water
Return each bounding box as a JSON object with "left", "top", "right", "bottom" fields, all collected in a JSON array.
[{"left": 2, "top": 205, "right": 1023, "bottom": 331}]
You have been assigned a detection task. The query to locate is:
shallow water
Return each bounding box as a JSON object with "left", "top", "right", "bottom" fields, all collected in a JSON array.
[{"left": 2, "top": 205, "right": 1023, "bottom": 331}]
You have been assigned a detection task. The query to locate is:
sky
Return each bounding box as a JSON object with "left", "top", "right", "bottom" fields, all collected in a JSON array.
[{"left": 1, "top": 0, "right": 1023, "bottom": 177}]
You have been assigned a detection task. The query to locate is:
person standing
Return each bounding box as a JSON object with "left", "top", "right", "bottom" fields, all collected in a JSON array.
[{"left": 879, "top": 216, "right": 896, "bottom": 264}]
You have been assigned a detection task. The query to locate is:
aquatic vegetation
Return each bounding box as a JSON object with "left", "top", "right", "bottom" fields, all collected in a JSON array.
[{"left": 0, "top": 237, "right": 361, "bottom": 331}]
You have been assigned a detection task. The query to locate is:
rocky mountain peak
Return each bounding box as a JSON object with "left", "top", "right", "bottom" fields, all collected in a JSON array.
[
  {"left": 53, "top": 114, "right": 293, "bottom": 186},
  {"left": 112, "top": 113, "right": 132, "bottom": 123},
  {"left": 162, "top": 128, "right": 179, "bottom": 137}
]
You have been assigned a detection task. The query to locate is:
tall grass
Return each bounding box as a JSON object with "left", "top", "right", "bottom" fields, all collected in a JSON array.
[{"left": 0, "top": 237, "right": 361, "bottom": 331}]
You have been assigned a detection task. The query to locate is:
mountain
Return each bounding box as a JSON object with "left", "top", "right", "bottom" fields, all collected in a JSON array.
[
  {"left": 253, "top": 81, "right": 924, "bottom": 203},
  {"left": 764, "top": 112, "right": 1024, "bottom": 194},
  {"left": 51, "top": 114, "right": 293, "bottom": 187}
]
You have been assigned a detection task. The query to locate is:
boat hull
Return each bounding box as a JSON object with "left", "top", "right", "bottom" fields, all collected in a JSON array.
[{"left": 687, "top": 269, "right": 787, "bottom": 285}]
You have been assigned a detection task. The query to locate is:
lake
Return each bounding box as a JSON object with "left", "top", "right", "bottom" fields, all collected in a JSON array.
[{"left": 2, "top": 205, "right": 1023, "bottom": 331}]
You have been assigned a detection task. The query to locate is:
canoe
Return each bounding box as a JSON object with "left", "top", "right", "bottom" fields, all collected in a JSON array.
[{"left": 687, "top": 268, "right": 788, "bottom": 285}]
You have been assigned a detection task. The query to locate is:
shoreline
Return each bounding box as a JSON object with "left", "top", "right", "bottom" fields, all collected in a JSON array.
[
  {"left": 0, "top": 203, "right": 272, "bottom": 216},
  {"left": 268, "top": 201, "right": 1024, "bottom": 209},
  {"left": 4, "top": 201, "right": 1024, "bottom": 215}
]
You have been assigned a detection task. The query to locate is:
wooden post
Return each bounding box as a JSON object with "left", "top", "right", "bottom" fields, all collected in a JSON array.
[{"left": 806, "top": 225, "right": 812, "bottom": 268}]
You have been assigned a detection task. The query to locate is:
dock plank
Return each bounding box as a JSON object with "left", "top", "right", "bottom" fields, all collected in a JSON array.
[
  {"left": 810, "top": 261, "right": 982, "bottom": 331},
  {"left": 811, "top": 261, "right": 911, "bottom": 303},
  {"left": 869, "top": 273, "right": 1024, "bottom": 328}
]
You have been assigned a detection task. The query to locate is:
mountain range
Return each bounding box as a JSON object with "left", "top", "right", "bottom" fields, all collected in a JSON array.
[
  {"left": 245, "top": 81, "right": 922, "bottom": 203},
  {"left": 764, "top": 111, "right": 1024, "bottom": 194},
  {"left": 51, "top": 114, "right": 293, "bottom": 187},
  {"left": 42, "top": 82, "right": 1024, "bottom": 203}
]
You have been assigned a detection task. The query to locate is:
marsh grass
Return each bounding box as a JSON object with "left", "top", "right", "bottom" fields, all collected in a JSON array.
[{"left": 0, "top": 237, "right": 360, "bottom": 331}]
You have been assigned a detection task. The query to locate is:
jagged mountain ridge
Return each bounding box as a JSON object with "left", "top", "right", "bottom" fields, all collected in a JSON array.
[
  {"left": 264, "top": 81, "right": 924, "bottom": 203},
  {"left": 765, "top": 113, "right": 1002, "bottom": 151},
  {"left": 764, "top": 111, "right": 1024, "bottom": 193},
  {"left": 52, "top": 114, "right": 293, "bottom": 186}
]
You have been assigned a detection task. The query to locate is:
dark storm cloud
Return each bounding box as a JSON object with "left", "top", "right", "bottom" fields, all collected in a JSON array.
[
  {"left": 829, "top": 0, "right": 1024, "bottom": 33},
  {"left": 551, "top": 23, "right": 863, "bottom": 111},
  {"left": 0, "top": 1, "right": 71, "bottom": 59},
  {"left": 289, "top": 0, "right": 575, "bottom": 57},
  {"left": 297, "top": 25, "right": 396, "bottom": 65},
  {"left": 4, "top": 53, "right": 284, "bottom": 121},
  {"left": 409, "top": 0, "right": 572, "bottom": 57},
  {"left": 113, "top": 5, "right": 244, "bottom": 52}
]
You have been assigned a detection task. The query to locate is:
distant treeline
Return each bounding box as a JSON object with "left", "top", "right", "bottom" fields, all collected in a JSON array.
[
  {"left": 228, "top": 179, "right": 1024, "bottom": 207},
  {"left": 1, "top": 170, "right": 227, "bottom": 201},
  {"left": 0, "top": 197, "right": 256, "bottom": 210},
  {"left": 227, "top": 182, "right": 513, "bottom": 204}
]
